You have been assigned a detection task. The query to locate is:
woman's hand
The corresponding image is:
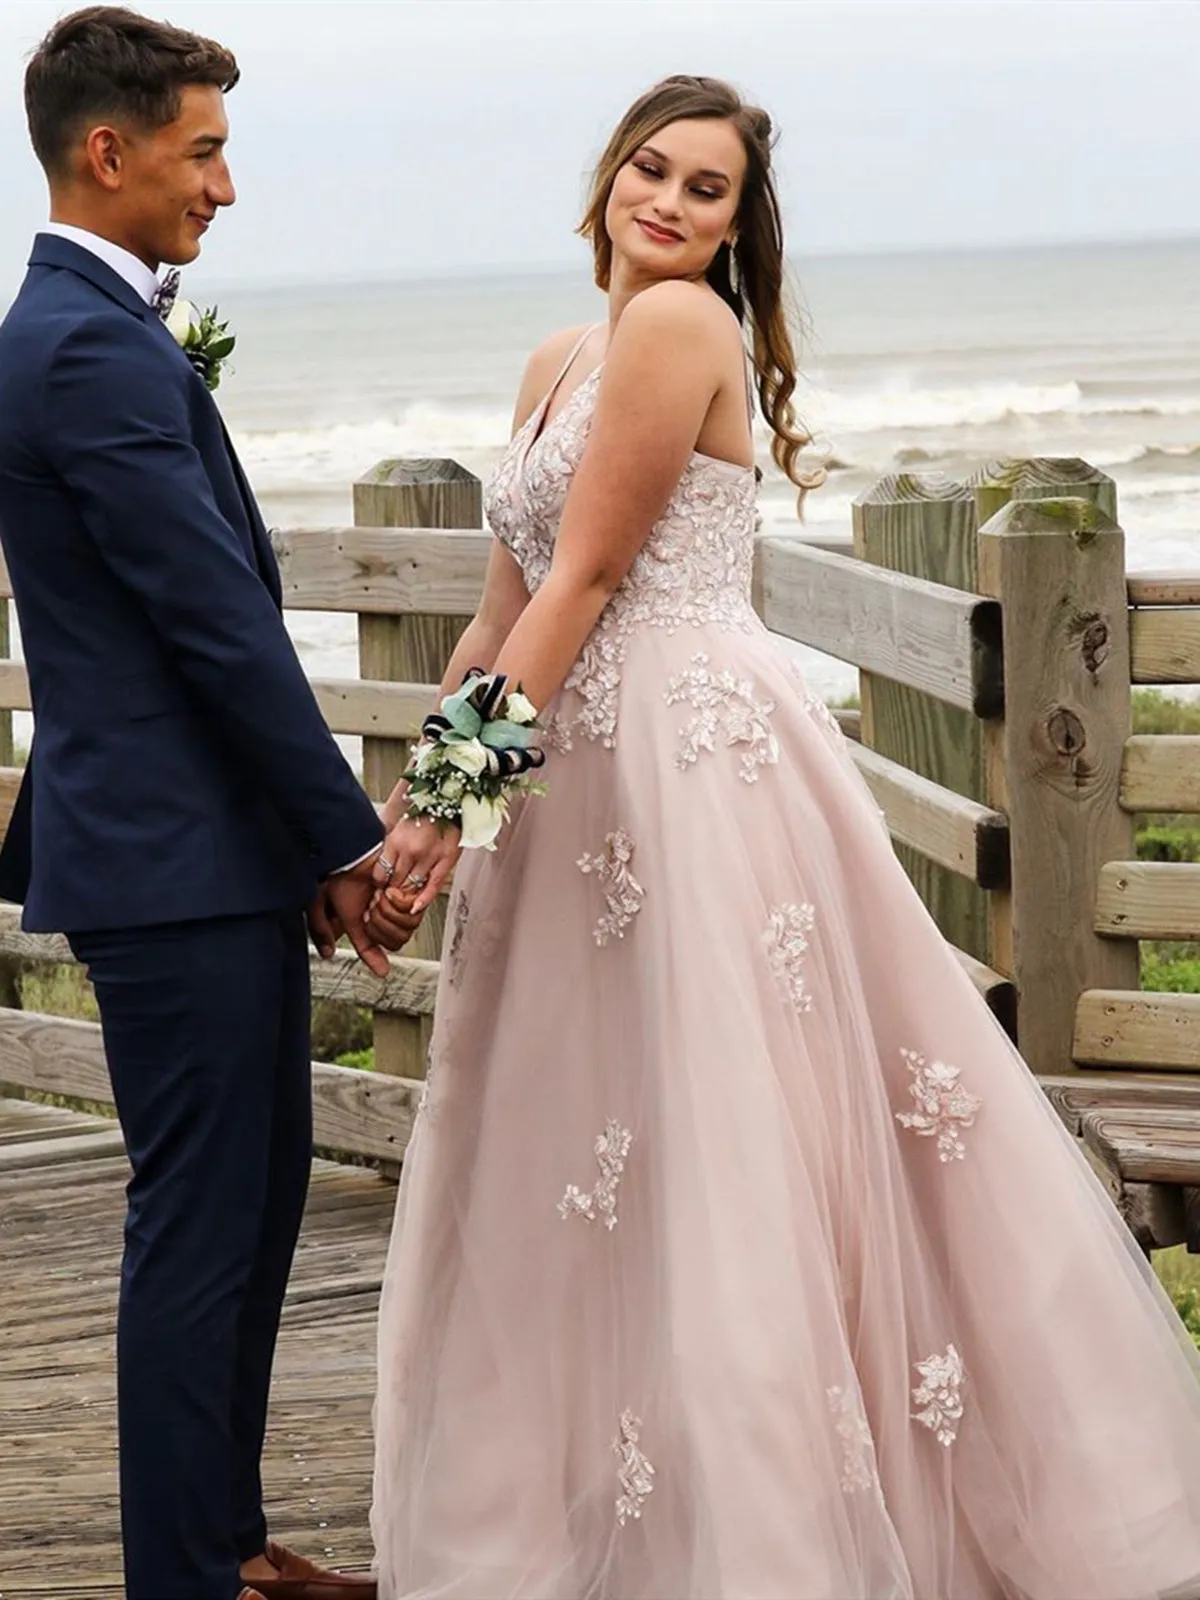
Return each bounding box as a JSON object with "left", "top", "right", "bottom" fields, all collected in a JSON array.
[{"left": 374, "top": 815, "right": 462, "bottom": 919}]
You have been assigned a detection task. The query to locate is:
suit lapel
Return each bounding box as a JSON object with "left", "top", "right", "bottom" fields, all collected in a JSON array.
[{"left": 144, "top": 322, "right": 281, "bottom": 604}]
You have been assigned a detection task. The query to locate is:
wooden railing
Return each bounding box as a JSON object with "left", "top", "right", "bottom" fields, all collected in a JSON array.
[{"left": 0, "top": 453, "right": 1196, "bottom": 1241}]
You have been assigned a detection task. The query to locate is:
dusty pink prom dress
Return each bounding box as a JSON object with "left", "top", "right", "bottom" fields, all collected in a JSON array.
[{"left": 371, "top": 342, "right": 1200, "bottom": 1600}]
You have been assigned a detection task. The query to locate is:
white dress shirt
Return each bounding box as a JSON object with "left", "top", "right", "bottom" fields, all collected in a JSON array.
[
  {"left": 40, "top": 222, "right": 383, "bottom": 876},
  {"left": 41, "top": 221, "right": 163, "bottom": 306}
]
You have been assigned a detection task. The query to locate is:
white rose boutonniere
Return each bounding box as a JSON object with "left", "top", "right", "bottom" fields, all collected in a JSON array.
[
  {"left": 163, "top": 297, "right": 199, "bottom": 345},
  {"left": 163, "top": 296, "right": 236, "bottom": 392}
]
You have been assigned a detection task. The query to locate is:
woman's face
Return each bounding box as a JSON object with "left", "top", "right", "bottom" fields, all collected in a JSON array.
[{"left": 604, "top": 116, "right": 746, "bottom": 285}]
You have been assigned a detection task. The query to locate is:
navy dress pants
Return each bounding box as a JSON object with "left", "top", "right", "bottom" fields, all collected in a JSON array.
[{"left": 70, "top": 911, "right": 312, "bottom": 1600}]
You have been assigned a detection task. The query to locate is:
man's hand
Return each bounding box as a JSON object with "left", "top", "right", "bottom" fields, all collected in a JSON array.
[
  {"left": 364, "top": 883, "right": 426, "bottom": 950},
  {"left": 306, "top": 886, "right": 344, "bottom": 961},
  {"left": 325, "top": 854, "right": 393, "bottom": 977}
]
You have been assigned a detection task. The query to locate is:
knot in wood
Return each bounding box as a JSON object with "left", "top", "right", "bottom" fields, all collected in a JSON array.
[
  {"left": 1079, "top": 616, "right": 1110, "bottom": 673},
  {"left": 1046, "top": 706, "right": 1086, "bottom": 755}
]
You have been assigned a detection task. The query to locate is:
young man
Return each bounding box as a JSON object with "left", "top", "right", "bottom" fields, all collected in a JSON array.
[{"left": 0, "top": 9, "right": 413, "bottom": 1596}]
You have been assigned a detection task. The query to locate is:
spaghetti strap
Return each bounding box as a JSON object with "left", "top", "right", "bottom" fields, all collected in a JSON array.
[
  {"left": 527, "top": 324, "right": 602, "bottom": 447},
  {"left": 547, "top": 325, "right": 600, "bottom": 400}
]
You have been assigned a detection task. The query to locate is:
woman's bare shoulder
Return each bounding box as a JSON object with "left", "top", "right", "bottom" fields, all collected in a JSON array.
[
  {"left": 613, "top": 281, "right": 741, "bottom": 363},
  {"left": 510, "top": 323, "right": 596, "bottom": 434}
]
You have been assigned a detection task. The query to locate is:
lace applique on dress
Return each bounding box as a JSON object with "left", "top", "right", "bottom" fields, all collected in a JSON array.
[
  {"left": 447, "top": 891, "right": 469, "bottom": 987},
  {"left": 895, "top": 1049, "right": 982, "bottom": 1162},
  {"left": 614, "top": 1410, "right": 656, "bottom": 1526},
  {"left": 805, "top": 688, "right": 845, "bottom": 741},
  {"left": 911, "top": 1345, "right": 966, "bottom": 1447},
  {"left": 827, "top": 1385, "right": 879, "bottom": 1495},
  {"left": 558, "top": 1120, "right": 633, "bottom": 1230},
  {"left": 565, "top": 473, "right": 759, "bottom": 749},
  {"left": 764, "top": 903, "right": 817, "bottom": 1012},
  {"left": 783, "top": 659, "right": 847, "bottom": 745},
  {"left": 484, "top": 367, "right": 759, "bottom": 750},
  {"left": 543, "top": 713, "right": 574, "bottom": 755},
  {"left": 665, "top": 653, "right": 779, "bottom": 783},
  {"left": 416, "top": 1039, "right": 436, "bottom": 1118},
  {"left": 578, "top": 829, "right": 645, "bottom": 945}
]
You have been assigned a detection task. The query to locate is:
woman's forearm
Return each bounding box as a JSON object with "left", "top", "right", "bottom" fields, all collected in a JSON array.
[
  {"left": 438, "top": 615, "right": 513, "bottom": 700},
  {"left": 382, "top": 573, "right": 606, "bottom": 826},
  {"left": 491, "top": 569, "right": 612, "bottom": 713},
  {"left": 380, "top": 615, "right": 516, "bottom": 828}
]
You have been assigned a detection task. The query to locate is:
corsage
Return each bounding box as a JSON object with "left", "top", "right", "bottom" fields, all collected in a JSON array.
[{"left": 404, "top": 669, "right": 546, "bottom": 849}]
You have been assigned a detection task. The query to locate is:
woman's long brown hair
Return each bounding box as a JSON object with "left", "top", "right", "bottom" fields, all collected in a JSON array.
[{"left": 578, "top": 74, "right": 824, "bottom": 509}]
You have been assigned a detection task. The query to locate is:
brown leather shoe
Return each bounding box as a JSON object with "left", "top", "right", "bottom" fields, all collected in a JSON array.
[{"left": 242, "top": 1539, "right": 378, "bottom": 1600}]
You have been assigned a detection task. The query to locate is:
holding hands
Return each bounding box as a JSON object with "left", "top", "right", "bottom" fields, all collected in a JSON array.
[
  {"left": 309, "top": 669, "right": 543, "bottom": 972},
  {"left": 365, "top": 813, "right": 463, "bottom": 950},
  {"left": 306, "top": 806, "right": 461, "bottom": 975},
  {"left": 307, "top": 851, "right": 422, "bottom": 977}
]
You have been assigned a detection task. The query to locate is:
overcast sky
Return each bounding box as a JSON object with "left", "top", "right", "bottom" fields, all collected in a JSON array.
[{"left": 1, "top": 0, "right": 1197, "bottom": 292}]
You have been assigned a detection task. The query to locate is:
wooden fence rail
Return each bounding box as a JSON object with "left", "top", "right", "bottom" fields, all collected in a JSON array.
[{"left": 756, "top": 536, "right": 1003, "bottom": 715}]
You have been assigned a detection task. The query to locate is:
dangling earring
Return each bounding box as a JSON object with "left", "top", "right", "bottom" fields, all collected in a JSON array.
[{"left": 727, "top": 238, "right": 741, "bottom": 298}]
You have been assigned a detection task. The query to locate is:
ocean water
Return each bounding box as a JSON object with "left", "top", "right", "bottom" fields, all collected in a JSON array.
[
  {"left": 8, "top": 238, "right": 1195, "bottom": 744},
  {"left": 197, "top": 237, "right": 1200, "bottom": 706}
]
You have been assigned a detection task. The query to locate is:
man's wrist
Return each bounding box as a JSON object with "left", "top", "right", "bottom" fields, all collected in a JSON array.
[{"left": 329, "top": 843, "right": 382, "bottom": 877}]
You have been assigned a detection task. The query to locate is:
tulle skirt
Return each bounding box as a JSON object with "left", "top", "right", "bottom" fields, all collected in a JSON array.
[{"left": 372, "top": 617, "right": 1200, "bottom": 1600}]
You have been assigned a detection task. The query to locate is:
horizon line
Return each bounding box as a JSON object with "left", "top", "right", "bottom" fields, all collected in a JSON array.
[{"left": 190, "top": 228, "right": 1200, "bottom": 296}]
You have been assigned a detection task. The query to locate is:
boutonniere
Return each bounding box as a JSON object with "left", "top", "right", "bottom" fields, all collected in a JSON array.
[{"left": 162, "top": 296, "right": 236, "bottom": 392}]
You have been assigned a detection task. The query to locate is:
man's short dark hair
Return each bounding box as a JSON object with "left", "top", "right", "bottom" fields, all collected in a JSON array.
[{"left": 25, "top": 5, "right": 239, "bottom": 178}]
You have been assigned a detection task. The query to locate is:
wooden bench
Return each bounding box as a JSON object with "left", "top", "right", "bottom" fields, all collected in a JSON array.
[{"left": 1042, "top": 1076, "right": 1200, "bottom": 1252}]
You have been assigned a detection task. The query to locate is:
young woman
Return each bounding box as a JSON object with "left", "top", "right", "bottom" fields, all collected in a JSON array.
[{"left": 369, "top": 75, "right": 1200, "bottom": 1600}]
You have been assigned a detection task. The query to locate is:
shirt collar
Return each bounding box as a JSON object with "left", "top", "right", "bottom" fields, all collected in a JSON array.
[{"left": 41, "top": 222, "right": 164, "bottom": 307}]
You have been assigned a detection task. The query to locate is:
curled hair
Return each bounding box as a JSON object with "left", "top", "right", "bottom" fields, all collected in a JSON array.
[
  {"left": 579, "top": 74, "right": 824, "bottom": 510},
  {"left": 25, "top": 5, "right": 239, "bottom": 178}
]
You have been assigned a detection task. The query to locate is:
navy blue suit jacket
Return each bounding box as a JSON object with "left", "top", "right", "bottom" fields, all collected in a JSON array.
[{"left": 0, "top": 234, "right": 381, "bottom": 932}]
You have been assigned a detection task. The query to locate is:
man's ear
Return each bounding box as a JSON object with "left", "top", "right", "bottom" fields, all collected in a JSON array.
[{"left": 83, "top": 125, "right": 125, "bottom": 193}]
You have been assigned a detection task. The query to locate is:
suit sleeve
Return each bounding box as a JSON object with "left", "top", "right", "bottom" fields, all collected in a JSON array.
[{"left": 41, "top": 317, "right": 381, "bottom": 878}]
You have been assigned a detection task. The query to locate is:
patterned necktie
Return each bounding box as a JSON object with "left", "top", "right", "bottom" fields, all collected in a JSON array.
[{"left": 153, "top": 269, "right": 181, "bottom": 320}]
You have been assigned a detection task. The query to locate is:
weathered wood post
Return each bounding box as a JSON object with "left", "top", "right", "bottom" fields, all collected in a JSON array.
[
  {"left": 971, "top": 457, "right": 1117, "bottom": 531},
  {"left": 854, "top": 459, "right": 1130, "bottom": 1012},
  {"left": 353, "top": 459, "right": 480, "bottom": 1076},
  {"left": 853, "top": 475, "right": 987, "bottom": 958},
  {"left": 977, "top": 493, "right": 1139, "bottom": 1075}
]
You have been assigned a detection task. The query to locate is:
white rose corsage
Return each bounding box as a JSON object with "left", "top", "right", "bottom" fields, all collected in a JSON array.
[
  {"left": 404, "top": 670, "right": 546, "bottom": 850},
  {"left": 164, "top": 297, "right": 236, "bottom": 392}
]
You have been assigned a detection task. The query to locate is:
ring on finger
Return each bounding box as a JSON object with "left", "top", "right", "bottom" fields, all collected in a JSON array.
[
  {"left": 403, "top": 872, "right": 429, "bottom": 891},
  {"left": 377, "top": 854, "right": 395, "bottom": 882}
]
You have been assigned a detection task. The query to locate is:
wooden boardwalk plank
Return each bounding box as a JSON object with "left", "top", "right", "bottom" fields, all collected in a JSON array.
[{"left": 0, "top": 1098, "right": 392, "bottom": 1598}]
